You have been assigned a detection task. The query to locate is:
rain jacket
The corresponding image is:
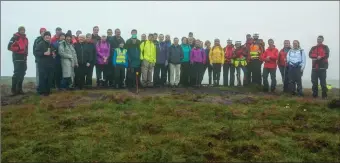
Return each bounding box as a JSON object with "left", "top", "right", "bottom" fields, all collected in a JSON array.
[
  {"left": 209, "top": 45, "right": 224, "bottom": 64},
  {"left": 286, "top": 48, "right": 306, "bottom": 71},
  {"left": 278, "top": 47, "right": 291, "bottom": 67},
  {"left": 8, "top": 32, "right": 29, "bottom": 61},
  {"left": 181, "top": 44, "right": 191, "bottom": 62},
  {"left": 34, "top": 39, "right": 55, "bottom": 67},
  {"left": 58, "top": 40, "right": 78, "bottom": 78},
  {"left": 156, "top": 41, "right": 168, "bottom": 64},
  {"left": 232, "top": 46, "right": 248, "bottom": 67},
  {"left": 96, "top": 41, "right": 110, "bottom": 65},
  {"left": 224, "top": 44, "right": 234, "bottom": 64},
  {"left": 125, "top": 38, "right": 141, "bottom": 68},
  {"left": 33, "top": 36, "right": 44, "bottom": 62},
  {"left": 260, "top": 46, "right": 279, "bottom": 69},
  {"left": 74, "top": 42, "right": 95, "bottom": 65},
  {"left": 113, "top": 48, "right": 129, "bottom": 67},
  {"left": 168, "top": 44, "right": 184, "bottom": 64},
  {"left": 309, "top": 44, "right": 330, "bottom": 69},
  {"left": 140, "top": 40, "right": 156, "bottom": 63},
  {"left": 190, "top": 47, "right": 206, "bottom": 64},
  {"left": 205, "top": 48, "right": 211, "bottom": 65}
]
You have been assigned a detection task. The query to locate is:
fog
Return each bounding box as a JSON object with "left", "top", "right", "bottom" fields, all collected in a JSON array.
[{"left": 1, "top": 1, "right": 339, "bottom": 86}]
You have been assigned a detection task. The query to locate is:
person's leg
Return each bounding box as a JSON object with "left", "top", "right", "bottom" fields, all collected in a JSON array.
[
  {"left": 311, "top": 69, "right": 318, "bottom": 97},
  {"left": 296, "top": 68, "right": 303, "bottom": 96},
  {"left": 167, "top": 65, "right": 170, "bottom": 85},
  {"left": 46, "top": 67, "right": 55, "bottom": 95},
  {"left": 223, "top": 64, "right": 229, "bottom": 86},
  {"left": 262, "top": 68, "right": 269, "bottom": 92},
  {"left": 95, "top": 64, "right": 102, "bottom": 86},
  {"left": 208, "top": 65, "right": 213, "bottom": 85},
  {"left": 11, "top": 61, "right": 20, "bottom": 95},
  {"left": 85, "top": 64, "right": 94, "bottom": 86},
  {"left": 254, "top": 59, "right": 262, "bottom": 85},
  {"left": 235, "top": 67, "right": 241, "bottom": 86},
  {"left": 121, "top": 67, "right": 126, "bottom": 88},
  {"left": 38, "top": 65, "right": 47, "bottom": 95},
  {"left": 288, "top": 66, "right": 296, "bottom": 95},
  {"left": 160, "top": 64, "right": 167, "bottom": 86},
  {"left": 246, "top": 63, "right": 252, "bottom": 85},
  {"left": 212, "top": 64, "right": 217, "bottom": 85},
  {"left": 283, "top": 66, "right": 289, "bottom": 93},
  {"left": 153, "top": 64, "right": 161, "bottom": 87},
  {"left": 175, "top": 64, "right": 181, "bottom": 86},
  {"left": 216, "top": 63, "right": 222, "bottom": 86},
  {"left": 319, "top": 69, "right": 327, "bottom": 98},
  {"left": 114, "top": 66, "right": 121, "bottom": 88},
  {"left": 190, "top": 63, "right": 196, "bottom": 86},
  {"left": 270, "top": 68, "right": 277, "bottom": 92},
  {"left": 35, "top": 62, "right": 39, "bottom": 91},
  {"left": 16, "top": 61, "right": 27, "bottom": 94},
  {"left": 169, "top": 63, "right": 175, "bottom": 86},
  {"left": 147, "top": 63, "right": 154, "bottom": 87},
  {"left": 241, "top": 66, "right": 248, "bottom": 86},
  {"left": 55, "top": 64, "right": 62, "bottom": 89},
  {"left": 229, "top": 65, "right": 235, "bottom": 86},
  {"left": 141, "top": 60, "right": 148, "bottom": 87},
  {"left": 198, "top": 63, "right": 204, "bottom": 85}
]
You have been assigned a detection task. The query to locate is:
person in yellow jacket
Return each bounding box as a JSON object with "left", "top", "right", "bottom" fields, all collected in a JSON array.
[
  {"left": 209, "top": 39, "right": 224, "bottom": 86},
  {"left": 140, "top": 34, "right": 156, "bottom": 87}
]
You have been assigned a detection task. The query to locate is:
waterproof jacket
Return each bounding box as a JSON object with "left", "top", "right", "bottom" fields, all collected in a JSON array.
[
  {"left": 74, "top": 42, "right": 95, "bottom": 65},
  {"left": 168, "top": 44, "right": 184, "bottom": 64},
  {"left": 91, "top": 34, "right": 101, "bottom": 44},
  {"left": 111, "top": 36, "right": 125, "bottom": 50},
  {"left": 244, "top": 39, "right": 253, "bottom": 50},
  {"left": 181, "top": 44, "right": 191, "bottom": 62},
  {"left": 125, "top": 38, "right": 141, "bottom": 68},
  {"left": 286, "top": 48, "right": 306, "bottom": 71},
  {"left": 260, "top": 46, "right": 279, "bottom": 69},
  {"left": 190, "top": 47, "right": 206, "bottom": 64},
  {"left": 113, "top": 48, "right": 129, "bottom": 67},
  {"left": 278, "top": 47, "right": 291, "bottom": 67},
  {"left": 209, "top": 45, "right": 224, "bottom": 64},
  {"left": 96, "top": 41, "right": 110, "bottom": 65},
  {"left": 224, "top": 45, "right": 235, "bottom": 64},
  {"left": 232, "top": 46, "right": 248, "bottom": 67},
  {"left": 309, "top": 44, "right": 330, "bottom": 69},
  {"left": 156, "top": 41, "right": 169, "bottom": 64},
  {"left": 34, "top": 39, "right": 55, "bottom": 67},
  {"left": 58, "top": 40, "right": 78, "bottom": 78},
  {"left": 51, "top": 35, "right": 59, "bottom": 44},
  {"left": 205, "top": 48, "right": 211, "bottom": 65},
  {"left": 52, "top": 40, "right": 62, "bottom": 65},
  {"left": 140, "top": 40, "right": 156, "bottom": 63},
  {"left": 33, "top": 36, "right": 44, "bottom": 62},
  {"left": 8, "top": 32, "right": 29, "bottom": 61},
  {"left": 249, "top": 40, "right": 264, "bottom": 59}
]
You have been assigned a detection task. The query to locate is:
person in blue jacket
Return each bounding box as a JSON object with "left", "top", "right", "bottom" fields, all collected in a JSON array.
[
  {"left": 125, "top": 29, "right": 141, "bottom": 88},
  {"left": 113, "top": 41, "right": 129, "bottom": 89},
  {"left": 51, "top": 32, "right": 65, "bottom": 90}
]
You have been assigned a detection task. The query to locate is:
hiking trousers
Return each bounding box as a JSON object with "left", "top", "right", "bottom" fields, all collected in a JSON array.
[
  {"left": 38, "top": 64, "right": 54, "bottom": 95},
  {"left": 141, "top": 60, "right": 154, "bottom": 87},
  {"left": 204, "top": 64, "right": 213, "bottom": 85},
  {"left": 75, "top": 64, "right": 87, "bottom": 89},
  {"left": 247, "top": 59, "right": 262, "bottom": 85},
  {"left": 311, "top": 69, "right": 327, "bottom": 98},
  {"left": 153, "top": 63, "right": 167, "bottom": 86},
  {"left": 288, "top": 66, "right": 303, "bottom": 96},
  {"left": 223, "top": 63, "right": 234, "bottom": 86},
  {"left": 53, "top": 63, "right": 62, "bottom": 89},
  {"left": 126, "top": 67, "right": 141, "bottom": 88},
  {"left": 262, "top": 68, "right": 277, "bottom": 92},
  {"left": 169, "top": 63, "right": 181, "bottom": 86},
  {"left": 12, "top": 59, "right": 27, "bottom": 94},
  {"left": 279, "top": 66, "right": 289, "bottom": 92},
  {"left": 85, "top": 64, "right": 94, "bottom": 86},
  {"left": 235, "top": 66, "right": 247, "bottom": 86},
  {"left": 115, "top": 65, "right": 126, "bottom": 87},
  {"left": 212, "top": 63, "right": 222, "bottom": 81},
  {"left": 180, "top": 62, "right": 190, "bottom": 86},
  {"left": 190, "top": 62, "right": 204, "bottom": 86},
  {"left": 96, "top": 64, "right": 110, "bottom": 86}
]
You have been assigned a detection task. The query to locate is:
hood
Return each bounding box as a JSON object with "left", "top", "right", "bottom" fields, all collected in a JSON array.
[{"left": 14, "top": 32, "right": 26, "bottom": 37}]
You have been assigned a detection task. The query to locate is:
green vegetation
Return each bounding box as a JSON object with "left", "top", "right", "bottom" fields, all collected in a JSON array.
[{"left": 1, "top": 86, "right": 340, "bottom": 162}]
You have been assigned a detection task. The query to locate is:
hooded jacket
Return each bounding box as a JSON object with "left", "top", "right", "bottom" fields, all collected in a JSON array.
[
  {"left": 278, "top": 47, "right": 291, "bottom": 67},
  {"left": 168, "top": 44, "right": 184, "bottom": 64},
  {"left": 224, "top": 44, "right": 235, "bottom": 64},
  {"left": 34, "top": 39, "right": 55, "bottom": 67},
  {"left": 74, "top": 42, "right": 95, "bottom": 65},
  {"left": 286, "top": 48, "right": 306, "bottom": 71},
  {"left": 156, "top": 41, "right": 169, "bottom": 64},
  {"left": 140, "top": 40, "right": 156, "bottom": 63},
  {"left": 181, "top": 44, "right": 191, "bottom": 62},
  {"left": 8, "top": 33, "right": 29, "bottom": 61},
  {"left": 260, "top": 46, "right": 279, "bottom": 69},
  {"left": 33, "top": 36, "right": 44, "bottom": 62},
  {"left": 309, "top": 44, "right": 330, "bottom": 69},
  {"left": 58, "top": 40, "right": 78, "bottom": 78},
  {"left": 190, "top": 47, "right": 206, "bottom": 64},
  {"left": 96, "top": 40, "right": 111, "bottom": 65},
  {"left": 125, "top": 38, "right": 141, "bottom": 68},
  {"left": 209, "top": 45, "right": 224, "bottom": 64},
  {"left": 51, "top": 35, "right": 59, "bottom": 44}
]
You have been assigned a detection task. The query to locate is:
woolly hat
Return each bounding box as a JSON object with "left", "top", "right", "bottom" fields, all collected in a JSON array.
[
  {"left": 39, "top": 28, "right": 46, "bottom": 34},
  {"left": 44, "top": 31, "right": 51, "bottom": 37},
  {"left": 18, "top": 26, "right": 25, "bottom": 32},
  {"left": 59, "top": 33, "right": 66, "bottom": 37}
]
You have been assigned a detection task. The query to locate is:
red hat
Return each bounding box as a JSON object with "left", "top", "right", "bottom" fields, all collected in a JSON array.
[{"left": 40, "top": 28, "right": 47, "bottom": 34}]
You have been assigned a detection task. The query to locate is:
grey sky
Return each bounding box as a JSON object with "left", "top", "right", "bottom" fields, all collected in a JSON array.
[{"left": 1, "top": 1, "right": 339, "bottom": 82}]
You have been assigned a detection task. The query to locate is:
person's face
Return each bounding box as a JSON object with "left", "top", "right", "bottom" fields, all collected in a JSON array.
[
  {"left": 206, "top": 42, "right": 211, "bottom": 47},
  {"left": 182, "top": 38, "right": 188, "bottom": 44},
  {"left": 115, "top": 29, "right": 121, "bottom": 36},
  {"left": 148, "top": 35, "right": 153, "bottom": 41},
  {"left": 66, "top": 36, "right": 72, "bottom": 43},
  {"left": 246, "top": 35, "right": 251, "bottom": 40},
  {"left": 284, "top": 41, "right": 290, "bottom": 48},
  {"left": 317, "top": 37, "right": 323, "bottom": 44},
  {"left": 131, "top": 30, "right": 137, "bottom": 37},
  {"left": 60, "top": 35, "right": 65, "bottom": 41},
  {"left": 153, "top": 35, "right": 158, "bottom": 40},
  {"left": 159, "top": 35, "right": 164, "bottom": 42},
  {"left": 188, "top": 38, "right": 193, "bottom": 44},
  {"left": 235, "top": 43, "right": 241, "bottom": 48},
  {"left": 174, "top": 39, "right": 179, "bottom": 45},
  {"left": 195, "top": 40, "right": 200, "bottom": 47},
  {"left": 76, "top": 31, "right": 82, "bottom": 37},
  {"left": 56, "top": 30, "right": 62, "bottom": 36},
  {"left": 253, "top": 35, "right": 259, "bottom": 40},
  {"left": 189, "top": 33, "right": 193, "bottom": 37},
  {"left": 119, "top": 43, "right": 124, "bottom": 48},
  {"left": 101, "top": 36, "right": 107, "bottom": 41},
  {"left": 93, "top": 27, "right": 99, "bottom": 35},
  {"left": 107, "top": 30, "right": 113, "bottom": 36},
  {"left": 268, "top": 40, "right": 274, "bottom": 46},
  {"left": 44, "top": 35, "right": 51, "bottom": 42},
  {"left": 19, "top": 28, "right": 25, "bottom": 35},
  {"left": 227, "top": 41, "right": 232, "bottom": 45},
  {"left": 214, "top": 40, "right": 220, "bottom": 46},
  {"left": 40, "top": 30, "right": 46, "bottom": 37},
  {"left": 141, "top": 34, "right": 146, "bottom": 40},
  {"left": 293, "top": 41, "right": 299, "bottom": 49},
  {"left": 85, "top": 35, "right": 92, "bottom": 42},
  {"left": 165, "top": 35, "right": 170, "bottom": 41},
  {"left": 200, "top": 41, "right": 203, "bottom": 48},
  {"left": 78, "top": 36, "right": 85, "bottom": 43}
]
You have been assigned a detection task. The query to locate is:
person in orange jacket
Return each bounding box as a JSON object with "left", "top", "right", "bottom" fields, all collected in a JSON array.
[
  {"left": 247, "top": 33, "right": 264, "bottom": 86},
  {"left": 260, "top": 39, "right": 278, "bottom": 92},
  {"left": 223, "top": 39, "right": 235, "bottom": 86}
]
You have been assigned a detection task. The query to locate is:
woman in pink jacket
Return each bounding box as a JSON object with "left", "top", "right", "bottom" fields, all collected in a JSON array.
[{"left": 96, "top": 35, "right": 111, "bottom": 87}]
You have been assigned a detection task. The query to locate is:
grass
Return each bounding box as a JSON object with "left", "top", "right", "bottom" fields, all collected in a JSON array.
[{"left": 1, "top": 87, "right": 340, "bottom": 162}]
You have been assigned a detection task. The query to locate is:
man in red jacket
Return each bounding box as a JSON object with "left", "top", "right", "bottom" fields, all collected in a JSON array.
[
  {"left": 260, "top": 39, "right": 278, "bottom": 92},
  {"left": 7, "top": 26, "right": 29, "bottom": 95},
  {"left": 51, "top": 27, "right": 62, "bottom": 44},
  {"left": 223, "top": 39, "right": 235, "bottom": 86},
  {"left": 309, "top": 35, "right": 330, "bottom": 99}
]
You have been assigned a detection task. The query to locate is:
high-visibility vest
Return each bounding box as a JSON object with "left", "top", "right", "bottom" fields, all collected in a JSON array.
[
  {"left": 249, "top": 44, "right": 261, "bottom": 59},
  {"left": 318, "top": 84, "right": 332, "bottom": 90},
  {"left": 116, "top": 49, "right": 127, "bottom": 64},
  {"left": 233, "top": 57, "right": 247, "bottom": 67}
]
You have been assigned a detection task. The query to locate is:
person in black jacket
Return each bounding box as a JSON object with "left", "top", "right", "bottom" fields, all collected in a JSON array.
[
  {"left": 74, "top": 35, "right": 95, "bottom": 89},
  {"left": 85, "top": 33, "right": 97, "bottom": 87},
  {"left": 33, "top": 27, "right": 46, "bottom": 91},
  {"left": 34, "top": 31, "right": 56, "bottom": 96},
  {"left": 167, "top": 37, "right": 184, "bottom": 87},
  {"left": 107, "top": 28, "right": 125, "bottom": 87}
]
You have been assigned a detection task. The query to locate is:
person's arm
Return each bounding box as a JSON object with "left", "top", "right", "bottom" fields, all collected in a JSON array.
[
  {"left": 190, "top": 50, "right": 194, "bottom": 64},
  {"left": 140, "top": 42, "right": 144, "bottom": 60},
  {"left": 202, "top": 49, "right": 206, "bottom": 64},
  {"left": 72, "top": 47, "right": 78, "bottom": 66},
  {"left": 309, "top": 46, "right": 316, "bottom": 59},
  {"left": 209, "top": 49, "right": 213, "bottom": 65},
  {"left": 323, "top": 45, "right": 330, "bottom": 60},
  {"left": 125, "top": 50, "right": 129, "bottom": 68},
  {"left": 260, "top": 50, "right": 266, "bottom": 62},
  {"left": 180, "top": 47, "right": 184, "bottom": 60},
  {"left": 34, "top": 42, "right": 45, "bottom": 57},
  {"left": 113, "top": 49, "right": 117, "bottom": 66},
  {"left": 8, "top": 36, "right": 18, "bottom": 52},
  {"left": 286, "top": 50, "right": 290, "bottom": 65},
  {"left": 221, "top": 49, "right": 225, "bottom": 65},
  {"left": 152, "top": 44, "right": 156, "bottom": 63},
  {"left": 33, "top": 38, "right": 39, "bottom": 56},
  {"left": 96, "top": 43, "right": 103, "bottom": 59},
  {"left": 301, "top": 50, "right": 306, "bottom": 71}
]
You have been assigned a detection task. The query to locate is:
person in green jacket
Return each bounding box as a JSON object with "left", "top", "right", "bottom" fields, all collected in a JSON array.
[
  {"left": 180, "top": 37, "right": 191, "bottom": 87},
  {"left": 140, "top": 34, "right": 156, "bottom": 88}
]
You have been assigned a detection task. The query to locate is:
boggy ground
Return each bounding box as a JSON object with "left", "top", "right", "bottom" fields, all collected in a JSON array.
[{"left": 1, "top": 82, "right": 340, "bottom": 162}]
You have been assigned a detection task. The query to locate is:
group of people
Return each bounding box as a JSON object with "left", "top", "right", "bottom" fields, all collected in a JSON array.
[{"left": 8, "top": 26, "right": 330, "bottom": 99}]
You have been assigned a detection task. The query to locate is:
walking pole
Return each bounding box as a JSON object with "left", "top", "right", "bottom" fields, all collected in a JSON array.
[{"left": 136, "top": 71, "right": 139, "bottom": 94}]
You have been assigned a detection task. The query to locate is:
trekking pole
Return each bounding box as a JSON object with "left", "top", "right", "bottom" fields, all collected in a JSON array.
[{"left": 136, "top": 71, "right": 139, "bottom": 94}]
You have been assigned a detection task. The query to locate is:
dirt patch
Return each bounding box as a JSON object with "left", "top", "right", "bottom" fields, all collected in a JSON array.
[
  {"left": 270, "top": 125, "right": 292, "bottom": 135},
  {"left": 252, "top": 128, "right": 275, "bottom": 137},
  {"left": 236, "top": 96, "right": 258, "bottom": 105},
  {"left": 229, "top": 144, "right": 260, "bottom": 160},
  {"left": 101, "top": 93, "right": 133, "bottom": 104},
  {"left": 293, "top": 113, "right": 308, "bottom": 121},
  {"left": 1, "top": 94, "right": 30, "bottom": 106},
  {"left": 197, "top": 96, "right": 233, "bottom": 105},
  {"left": 141, "top": 123, "right": 163, "bottom": 134},
  {"left": 203, "top": 152, "right": 223, "bottom": 161}
]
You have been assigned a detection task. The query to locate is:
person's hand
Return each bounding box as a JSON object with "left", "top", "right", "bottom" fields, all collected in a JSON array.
[
  {"left": 210, "top": 63, "right": 213, "bottom": 66},
  {"left": 86, "top": 63, "right": 90, "bottom": 67},
  {"left": 317, "top": 56, "right": 322, "bottom": 60},
  {"left": 44, "top": 52, "right": 50, "bottom": 56}
]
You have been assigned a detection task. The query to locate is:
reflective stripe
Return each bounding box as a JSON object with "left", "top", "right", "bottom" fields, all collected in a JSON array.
[{"left": 116, "top": 49, "right": 127, "bottom": 63}]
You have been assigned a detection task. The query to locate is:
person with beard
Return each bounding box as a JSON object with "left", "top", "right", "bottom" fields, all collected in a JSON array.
[
  {"left": 125, "top": 29, "right": 141, "bottom": 88},
  {"left": 180, "top": 37, "right": 191, "bottom": 87},
  {"left": 113, "top": 41, "right": 129, "bottom": 89},
  {"left": 74, "top": 35, "right": 95, "bottom": 90},
  {"left": 59, "top": 33, "right": 78, "bottom": 90},
  {"left": 203, "top": 40, "right": 213, "bottom": 86},
  {"left": 96, "top": 35, "right": 111, "bottom": 87},
  {"left": 34, "top": 31, "right": 55, "bottom": 96},
  {"left": 7, "top": 26, "right": 29, "bottom": 95},
  {"left": 260, "top": 39, "right": 279, "bottom": 92},
  {"left": 168, "top": 37, "right": 184, "bottom": 88},
  {"left": 141, "top": 34, "right": 147, "bottom": 43},
  {"left": 153, "top": 34, "right": 169, "bottom": 87},
  {"left": 33, "top": 27, "right": 47, "bottom": 91},
  {"left": 209, "top": 39, "right": 224, "bottom": 86},
  {"left": 140, "top": 34, "right": 156, "bottom": 88},
  {"left": 190, "top": 40, "right": 206, "bottom": 87},
  {"left": 51, "top": 27, "right": 62, "bottom": 44},
  {"left": 232, "top": 41, "right": 248, "bottom": 86},
  {"left": 309, "top": 35, "right": 330, "bottom": 99},
  {"left": 51, "top": 33, "right": 66, "bottom": 90},
  {"left": 223, "top": 39, "right": 235, "bottom": 86},
  {"left": 277, "top": 40, "right": 291, "bottom": 93},
  {"left": 84, "top": 33, "right": 97, "bottom": 87},
  {"left": 247, "top": 33, "right": 264, "bottom": 86}
]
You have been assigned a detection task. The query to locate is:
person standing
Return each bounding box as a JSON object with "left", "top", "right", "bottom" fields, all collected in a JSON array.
[
  {"left": 59, "top": 33, "right": 78, "bottom": 90},
  {"left": 33, "top": 27, "right": 47, "bottom": 91},
  {"left": 141, "top": 34, "right": 147, "bottom": 43},
  {"left": 261, "top": 39, "right": 279, "bottom": 92},
  {"left": 113, "top": 41, "right": 129, "bottom": 88},
  {"left": 286, "top": 40, "right": 306, "bottom": 96},
  {"left": 190, "top": 40, "right": 206, "bottom": 87},
  {"left": 108, "top": 28, "right": 125, "bottom": 87},
  {"left": 153, "top": 34, "right": 168, "bottom": 87},
  {"left": 51, "top": 27, "right": 62, "bottom": 44},
  {"left": 34, "top": 31, "right": 55, "bottom": 96},
  {"left": 203, "top": 40, "right": 213, "bottom": 86},
  {"left": 95, "top": 35, "right": 111, "bottom": 87},
  {"left": 180, "top": 37, "right": 191, "bottom": 87},
  {"left": 309, "top": 35, "right": 330, "bottom": 99},
  {"left": 232, "top": 41, "right": 248, "bottom": 86},
  {"left": 278, "top": 40, "right": 291, "bottom": 93},
  {"left": 165, "top": 34, "right": 172, "bottom": 85},
  {"left": 223, "top": 39, "right": 235, "bottom": 86},
  {"left": 7, "top": 26, "right": 29, "bottom": 95},
  {"left": 51, "top": 33, "right": 66, "bottom": 90},
  {"left": 92, "top": 26, "right": 101, "bottom": 44},
  {"left": 247, "top": 33, "right": 264, "bottom": 86},
  {"left": 168, "top": 37, "right": 184, "bottom": 87},
  {"left": 209, "top": 39, "right": 224, "bottom": 86},
  {"left": 84, "top": 33, "right": 97, "bottom": 87},
  {"left": 125, "top": 30, "right": 141, "bottom": 88},
  {"left": 140, "top": 34, "right": 156, "bottom": 88}
]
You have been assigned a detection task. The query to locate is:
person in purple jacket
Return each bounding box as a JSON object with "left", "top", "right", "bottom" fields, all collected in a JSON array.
[
  {"left": 153, "top": 34, "right": 169, "bottom": 87},
  {"left": 190, "top": 39, "right": 206, "bottom": 87},
  {"left": 95, "top": 35, "right": 111, "bottom": 87}
]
